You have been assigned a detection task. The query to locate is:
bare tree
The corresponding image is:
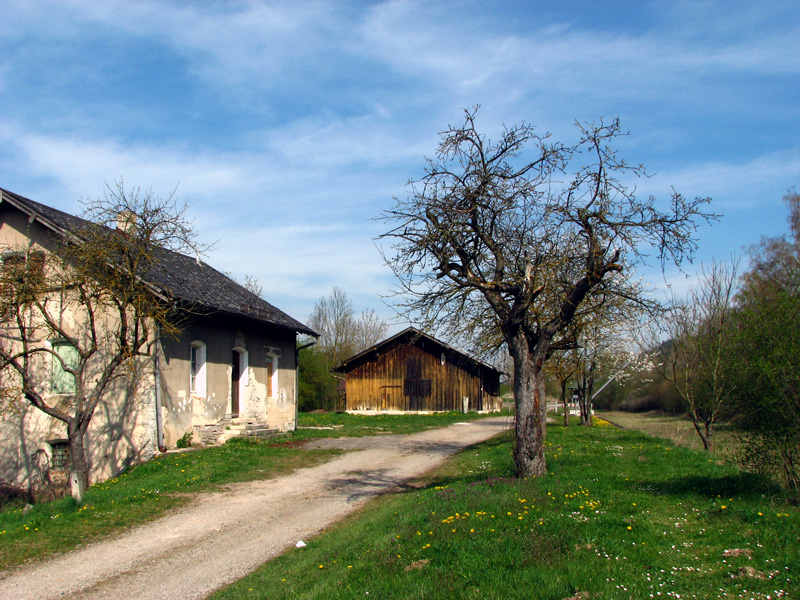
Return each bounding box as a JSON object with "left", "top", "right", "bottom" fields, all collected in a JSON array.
[
  {"left": 307, "top": 287, "right": 358, "bottom": 367},
  {"left": 380, "top": 108, "right": 712, "bottom": 477},
  {"left": 548, "top": 302, "right": 643, "bottom": 427},
  {"left": 352, "top": 308, "right": 389, "bottom": 351},
  {"left": 655, "top": 258, "right": 740, "bottom": 452},
  {"left": 307, "top": 287, "right": 388, "bottom": 365},
  {"left": 544, "top": 347, "right": 580, "bottom": 426},
  {"left": 0, "top": 181, "right": 207, "bottom": 501},
  {"left": 303, "top": 288, "right": 388, "bottom": 412}
]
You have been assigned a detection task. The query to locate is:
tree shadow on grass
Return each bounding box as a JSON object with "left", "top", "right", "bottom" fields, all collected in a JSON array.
[
  {"left": 638, "top": 472, "right": 781, "bottom": 500},
  {"left": 326, "top": 468, "right": 422, "bottom": 502}
]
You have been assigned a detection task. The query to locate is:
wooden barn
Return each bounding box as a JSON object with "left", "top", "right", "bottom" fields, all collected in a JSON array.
[{"left": 332, "top": 328, "right": 503, "bottom": 413}]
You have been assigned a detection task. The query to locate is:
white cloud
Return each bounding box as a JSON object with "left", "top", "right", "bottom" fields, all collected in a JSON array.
[
  {"left": 356, "top": 0, "right": 799, "bottom": 121},
  {"left": 13, "top": 134, "right": 240, "bottom": 202},
  {"left": 634, "top": 148, "right": 800, "bottom": 211},
  {"left": 1, "top": 0, "right": 798, "bottom": 334},
  {"left": 211, "top": 221, "right": 395, "bottom": 323}
]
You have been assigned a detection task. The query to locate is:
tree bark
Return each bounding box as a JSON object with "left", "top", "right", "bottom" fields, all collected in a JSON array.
[
  {"left": 510, "top": 333, "right": 548, "bottom": 477},
  {"left": 68, "top": 419, "right": 90, "bottom": 503},
  {"left": 579, "top": 362, "right": 595, "bottom": 426},
  {"left": 691, "top": 419, "right": 710, "bottom": 452}
]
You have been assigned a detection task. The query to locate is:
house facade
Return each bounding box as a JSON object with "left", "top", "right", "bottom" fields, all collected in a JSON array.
[
  {"left": 0, "top": 188, "right": 315, "bottom": 490},
  {"left": 333, "top": 327, "right": 503, "bottom": 413}
]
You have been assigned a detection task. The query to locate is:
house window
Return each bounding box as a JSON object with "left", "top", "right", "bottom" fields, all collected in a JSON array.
[
  {"left": 1, "top": 250, "right": 45, "bottom": 280},
  {"left": 51, "top": 341, "right": 79, "bottom": 394},
  {"left": 47, "top": 439, "right": 70, "bottom": 471},
  {"left": 1, "top": 250, "right": 45, "bottom": 311},
  {"left": 190, "top": 342, "right": 207, "bottom": 396},
  {"left": 403, "top": 378, "right": 432, "bottom": 397}
]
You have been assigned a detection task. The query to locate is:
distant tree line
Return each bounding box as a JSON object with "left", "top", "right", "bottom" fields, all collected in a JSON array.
[
  {"left": 587, "top": 191, "right": 800, "bottom": 500},
  {"left": 298, "top": 287, "right": 388, "bottom": 412}
]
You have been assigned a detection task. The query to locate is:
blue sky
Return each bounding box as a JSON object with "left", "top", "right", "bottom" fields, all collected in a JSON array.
[{"left": 1, "top": 1, "right": 798, "bottom": 330}]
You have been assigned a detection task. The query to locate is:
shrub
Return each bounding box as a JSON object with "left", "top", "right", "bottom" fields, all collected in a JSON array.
[{"left": 176, "top": 430, "right": 194, "bottom": 449}]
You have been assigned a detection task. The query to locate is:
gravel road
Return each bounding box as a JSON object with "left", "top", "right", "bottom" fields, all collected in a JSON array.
[{"left": 0, "top": 416, "right": 511, "bottom": 600}]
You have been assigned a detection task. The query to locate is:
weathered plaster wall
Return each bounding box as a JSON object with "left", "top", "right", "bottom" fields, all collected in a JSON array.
[
  {"left": 159, "top": 316, "right": 298, "bottom": 446},
  {"left": 0, "top": 208, "right": 158, "bottom": 488},
  {"left": 0, "top": 369, "right": 158, "bottom": 489}
]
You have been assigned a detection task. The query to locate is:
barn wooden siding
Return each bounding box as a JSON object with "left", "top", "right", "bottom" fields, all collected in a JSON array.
[{"left": 344, "top": 343, "right": 501, "bottom": 412}]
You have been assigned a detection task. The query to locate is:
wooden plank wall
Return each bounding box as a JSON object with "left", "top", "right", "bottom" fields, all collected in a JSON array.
[{"left": 345, "top": 343, "right": 501, "bottom": 412}]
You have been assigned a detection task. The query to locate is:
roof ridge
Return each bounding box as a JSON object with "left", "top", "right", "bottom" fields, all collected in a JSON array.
[
  {"left": 333, "top": 326, "right": 501, "bottom": 374},
  {"left": 0, "top": 187, "right": 316, "bottom": 336}
]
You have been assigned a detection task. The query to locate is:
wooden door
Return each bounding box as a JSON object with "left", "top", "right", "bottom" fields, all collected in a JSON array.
[{"left": 404, "top": 355, "right": 427, "bottom": 411}]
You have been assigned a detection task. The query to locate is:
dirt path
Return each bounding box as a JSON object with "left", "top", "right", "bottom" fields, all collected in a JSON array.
[{"left": 0, "top": 416, "right": 511, "bottom": 600}]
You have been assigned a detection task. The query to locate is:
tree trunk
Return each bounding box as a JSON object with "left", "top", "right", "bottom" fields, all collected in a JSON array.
[
  {"left": 68, "top": 420, "right": 90, "bottom": 503},
  {"left": 579, "top": 386, "right": 593, "bottom": 427},
  {"left": 691, "top": 419, "right": 710, "bottom": 452},
  {"left": 581, "top": 361, "right": 596, "bottom": 427},
  {"left": 704, "top": 421, "right": 714, "bottom": 453},
  {"left": 560, "top": 378, "right": 569, "bottom": 427},
  {"left": 510, "top": 333, "right": 548, "bottom": 478},
  {"left": 578, "top": 364, "right": 594, "bottom": 426}
]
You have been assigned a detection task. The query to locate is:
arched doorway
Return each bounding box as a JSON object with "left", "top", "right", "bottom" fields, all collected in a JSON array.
[{"left": 231, "top": 347, "right": 248, "bottom": 417}]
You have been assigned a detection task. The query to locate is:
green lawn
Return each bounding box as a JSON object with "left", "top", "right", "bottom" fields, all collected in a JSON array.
[
  {"left": 0, "top": 411, "right": 495, "bottom": 570},
  {"left": 598, "top": 410, "right": 739, "bottom": 456},
  {"left": 290, "top": 410, "right": 496, "bottom": 441},
  {"left": 211, "top": 420, "right": 797, "bottom": 600},
  {"left": 0, "top": 441, "right": 340, "bottom": 569}
]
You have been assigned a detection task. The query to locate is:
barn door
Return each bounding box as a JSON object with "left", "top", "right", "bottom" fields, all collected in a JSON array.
[{"left": 404, "top": 354, "right": 431, "bottom": 411}]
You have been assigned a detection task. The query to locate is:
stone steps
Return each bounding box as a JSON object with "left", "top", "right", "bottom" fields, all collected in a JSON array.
[{"left": 215, "top": 418, "right": 282, "bottom": 443}]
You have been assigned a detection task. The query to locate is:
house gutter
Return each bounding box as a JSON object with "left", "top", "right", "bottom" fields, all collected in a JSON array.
[{"left": 154, "top": 325, "right": 166, "bottom": 452}]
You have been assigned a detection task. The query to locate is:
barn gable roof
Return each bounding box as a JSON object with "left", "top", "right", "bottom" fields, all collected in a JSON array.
[
  {"left": 332, "top": 327, "right": 502, "bottom": 377},
  {"left": 0, "top": 187, "right": 316, "bottom": 336}
]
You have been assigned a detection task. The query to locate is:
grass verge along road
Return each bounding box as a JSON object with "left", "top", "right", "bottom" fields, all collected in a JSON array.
[
  {"left": 0, "top": 411, "right": 488, "bottom": 570},
  {"left": 212, "top": 419, "right": 797, "bottom": 600}
]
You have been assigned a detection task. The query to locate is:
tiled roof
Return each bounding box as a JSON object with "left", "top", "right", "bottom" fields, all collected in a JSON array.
[{"left": 0, "top": 187, "right": 316, "bottom": 336}]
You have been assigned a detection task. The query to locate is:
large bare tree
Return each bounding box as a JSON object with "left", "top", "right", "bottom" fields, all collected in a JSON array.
[
  {"left": 380, "top": 108, "right": 712, "bottom": 477},
  {"left": 0, "top": 182, "right": 207, "bottom": 501}
]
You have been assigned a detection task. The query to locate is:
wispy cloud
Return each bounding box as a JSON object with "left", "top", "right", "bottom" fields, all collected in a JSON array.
[
  {"left": 0, "top": 0, "right": 797, "bottom": 327},
  {"left": 636, "top": 149, "right": 800, "bottom": 211}
]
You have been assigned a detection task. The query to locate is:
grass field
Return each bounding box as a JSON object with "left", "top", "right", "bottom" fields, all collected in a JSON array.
[
  {"left": 290, "top": 410, "right": 496, "bottom": 441},
  {"left": 598, "top": 411, "right": 739, "bottom": 456},
  {"left": 0, "top": 411, "right": 493, "bottom": 569},
  {"left": 211, "top": 420, "right": 797, "bottom": 600}
]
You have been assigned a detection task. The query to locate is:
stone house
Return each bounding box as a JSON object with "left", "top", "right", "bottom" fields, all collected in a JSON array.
[{"left": 0, "top": 187, "right": 316, "bottom": 489}]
